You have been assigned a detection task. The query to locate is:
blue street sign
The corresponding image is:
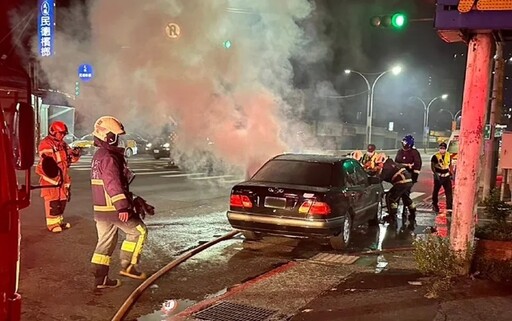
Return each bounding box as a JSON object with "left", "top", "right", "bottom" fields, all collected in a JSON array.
[
  {"left": 38, "top": 0, "right": 55, "bottom": 57},
  {"left": 78, "top": 64, "right": 94, "bottom": 82}
]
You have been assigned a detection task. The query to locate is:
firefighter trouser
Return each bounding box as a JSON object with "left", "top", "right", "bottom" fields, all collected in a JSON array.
[
  {"left": 432, "top": 175, "right": 453, "bottom": 210},
  {"left": 91, "top": 218, "right": 148, "bottom": 278},
  {"left": 44, "top": 198, "right": 68, "bottom": 232},
  {"left": 386, "top": 182, "right": 416, "bottom": 225}
]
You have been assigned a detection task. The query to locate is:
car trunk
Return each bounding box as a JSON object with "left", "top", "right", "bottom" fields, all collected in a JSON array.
[{"left": 231, "top": 181, "right": 331, "bottom": 219}]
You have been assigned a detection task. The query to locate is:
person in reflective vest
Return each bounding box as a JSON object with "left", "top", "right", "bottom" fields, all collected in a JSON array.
[
  {"left": 35, "top": 121, "right": 80, "bottom": 233},
  {"left": 431, "top": 142, "right": 453, "bottom": 213},
  {"left": 90, "top": 116, "right": 148, "bottom": 290},
  {"left": 360, "top": 144, "right": 380, "bottom": 175},
  {"left": 376, "top": 156, "right": 417, "bottom": 231}
]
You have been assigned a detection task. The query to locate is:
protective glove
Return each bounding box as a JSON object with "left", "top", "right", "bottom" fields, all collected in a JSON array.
[{"left": 133, "top": 196, "right": 155, "bottom": 220}]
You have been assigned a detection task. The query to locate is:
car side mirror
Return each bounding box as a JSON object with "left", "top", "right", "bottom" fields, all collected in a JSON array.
[
  {"left": 368, "top": 176, "right": 381, "bottom": 185},
  {"left": 14, "top": 102, "right": 35, "bottom": 170}
]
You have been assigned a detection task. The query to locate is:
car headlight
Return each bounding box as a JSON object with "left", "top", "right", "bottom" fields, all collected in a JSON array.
[
  {"left": 163, "top": 143, "right": 170, "bottom": 148},
  {"left": 146, "top": 143, "right": 152, "bottom": 148}
]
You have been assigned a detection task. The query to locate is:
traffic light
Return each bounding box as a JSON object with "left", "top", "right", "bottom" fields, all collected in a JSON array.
[
  {"left": 370, "top": 13, "right": 407, "bottom": 29},
  {"left": 223, "top": 40, "right": 232, "bottom": 49},
  {"left": 75, "top": 81, "right": 80, "bottom": 96}
]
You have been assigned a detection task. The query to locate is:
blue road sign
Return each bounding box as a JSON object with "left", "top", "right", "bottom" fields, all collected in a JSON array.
[
  {"left": 78, "top": 64, "right": 94, "bottom": 82},
  {"left": 38, "top": 0, "right": 55, "bottom": 57}
]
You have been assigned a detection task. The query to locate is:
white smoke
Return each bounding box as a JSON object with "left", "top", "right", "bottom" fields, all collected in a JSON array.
[{"left": 29, "top": 0, "right": 334, "bottom": 171}]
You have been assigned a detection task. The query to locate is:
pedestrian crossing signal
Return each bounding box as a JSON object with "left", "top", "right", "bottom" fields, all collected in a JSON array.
[{"left": 75, "top": 81, "right": 80, "bottom": 96}]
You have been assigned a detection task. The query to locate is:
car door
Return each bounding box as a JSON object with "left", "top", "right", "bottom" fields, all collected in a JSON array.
[
  {"left": 352, "top": 161, "right": 377, "bottom": 222},
  {"left": 342, "top": 159, "right": 366, "bottom": 223}
]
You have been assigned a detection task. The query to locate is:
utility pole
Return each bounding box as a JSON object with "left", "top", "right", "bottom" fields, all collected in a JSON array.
[
  {"left": 451, "top": 34, "right": 493, "bottom": 260},
  {"left": 482, "top": 42, "right": 505, "bottom": 199}
]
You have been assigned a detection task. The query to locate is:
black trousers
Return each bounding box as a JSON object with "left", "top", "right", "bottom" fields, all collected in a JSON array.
[
  {"left": 386, "top": 182, "right": 416, "bottom": 224},
  {"left": 432, "top": 176, "right": 453, "bottom": 210}
]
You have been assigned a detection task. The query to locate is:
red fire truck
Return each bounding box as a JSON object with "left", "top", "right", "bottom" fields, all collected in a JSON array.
[{"left": 0, "top": 64, "right": 56, "bottom": 321}]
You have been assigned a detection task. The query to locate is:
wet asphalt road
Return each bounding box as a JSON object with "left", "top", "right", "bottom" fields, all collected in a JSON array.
[{"left": 19, "top": 154, "right": 438, "bottom": 321}]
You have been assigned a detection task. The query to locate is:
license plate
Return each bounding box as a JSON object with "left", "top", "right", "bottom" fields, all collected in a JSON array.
[
  {"left": 264, "top": 197, "right": 286, "bottom": 209},
  {"left": 153, "top": 149, "right": 160, "bottom": 153}
]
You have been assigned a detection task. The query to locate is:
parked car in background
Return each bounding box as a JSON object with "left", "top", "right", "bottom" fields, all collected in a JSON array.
[
  {"left": 70, "top": 134, "right": 138, "bottom": 157},
  {"left": 226, "top": 154, "right": 384, "bottom": 250},
  {"left": 125, "top": 133, "right": 150, "bottom": 154},
  {"left": 149, "top": 132, "right": 177, "bottom": 159},
  {"left": 64, "top": 133, "right": 79, "bottom": 145}
]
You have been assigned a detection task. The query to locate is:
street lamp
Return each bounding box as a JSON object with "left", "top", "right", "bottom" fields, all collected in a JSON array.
[
  {"left": 439, "top": 109, "right": 462, "bottom": 131},
  {"left": 410, "top": 94, "right": 449, "bottom": 152},
  {"left": 345, "top": 64, "right": 402, "bottom": 145}
]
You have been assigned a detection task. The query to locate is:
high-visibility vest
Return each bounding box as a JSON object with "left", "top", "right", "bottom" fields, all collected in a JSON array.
[
  {"left": 434, "top": 152, "right": 451, "bottom": 176},
  {"left": 361, "top": 152, "right": 379, "bottom": 170}
]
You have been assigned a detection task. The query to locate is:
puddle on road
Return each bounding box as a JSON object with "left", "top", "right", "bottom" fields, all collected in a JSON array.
[
  {"left": 137, "top": 288, "right": 229, "bottom": 321},
  {"left": 137, "top": 299, "right": 197, "bottom": 321}
]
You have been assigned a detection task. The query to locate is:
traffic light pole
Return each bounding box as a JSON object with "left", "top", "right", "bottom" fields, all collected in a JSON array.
[
  {"left": 482, "top": 41, "right": 505, "bottom": 200},
  {"left": 451, "top": 34, "right": 492, "bottom": 264}
]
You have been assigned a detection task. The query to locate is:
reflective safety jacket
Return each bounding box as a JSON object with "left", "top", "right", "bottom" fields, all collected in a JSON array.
[
  {"left": 35, "top": 135, "right": 78, "bottom": 199},
  {"left": 379, "top": 159, "right": 413, "bottom": 185},
  {"left": 91, "top": 139, "right": 132, "bottom": 220},
  {"left": 361, "top": 152, "right": 379, "bottom": 171},
  {"left": 432, "top": 152, "right": 451, "bottom": 177}
]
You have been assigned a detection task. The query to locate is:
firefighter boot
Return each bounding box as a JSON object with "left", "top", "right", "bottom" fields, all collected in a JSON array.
[
  {"left": 120, "top": 264, "right": 147, "bottom": 280},
  {"left": 95, "top": 276, "right": 121, "bottom": 290},
  {"left": 407, "top": 207, "right": 417, "bottom": 232},
  {"left": 432, "top": 204, "right": 440, "bottom": 213}
]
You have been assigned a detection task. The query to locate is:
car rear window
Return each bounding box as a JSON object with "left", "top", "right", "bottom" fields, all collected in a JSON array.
[{"left": 251, "top": 160, "right": 333, "bottom": 187}]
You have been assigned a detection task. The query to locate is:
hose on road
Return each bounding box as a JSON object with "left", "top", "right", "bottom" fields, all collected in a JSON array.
[{"left": 111, "top": 229, "right": 241, "bottom": 321}]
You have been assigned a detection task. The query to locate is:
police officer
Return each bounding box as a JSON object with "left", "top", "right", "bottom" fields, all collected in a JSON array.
[
  {"left": 395, "top": 135, "right": 422, "bottom": 226},
  {"left": 376, "top": 156, "right": 417, "bottom": 230},
  {"left": 90, "top": 116, "right": 148, "bottom": 290},
  {"left": 431, "top": 142, "right": 453, "bottom": 213}
]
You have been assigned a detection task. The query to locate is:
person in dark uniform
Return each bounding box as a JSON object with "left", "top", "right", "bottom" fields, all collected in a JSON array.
[
  {"left": 395, "top": 135, "right": 422, "bottom": 228},
  {"left": 431, "top": 142, "right": 453, "bottom": 213},
  {"left": 376, "top": 157, "right": 417, "bottom": 230}
]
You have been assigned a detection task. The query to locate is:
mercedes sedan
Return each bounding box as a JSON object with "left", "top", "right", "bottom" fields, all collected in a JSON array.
[{"left": 227, "top": 154, "right": 384, "bottom": 250}]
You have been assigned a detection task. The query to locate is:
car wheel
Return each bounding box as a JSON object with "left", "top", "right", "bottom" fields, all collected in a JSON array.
[
  {"left": 330, "top": 213, "right": 353, "bottom": 250},
  {"left": 125, "top": 148, "right": 133, "bottom": 158},
  {"left": 368, "top": 196, "right": 383, "bottom": 227},
  {"left": 242, "top": 231, "right": 261, "bottom": 241},
  {"left": 154, "top": 155, "right": 161, "bottom": 160}
]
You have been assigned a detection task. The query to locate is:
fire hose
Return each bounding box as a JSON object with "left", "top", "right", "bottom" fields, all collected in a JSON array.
[{"left": 111, "top": 229, "right": 241, "bottom": 321}]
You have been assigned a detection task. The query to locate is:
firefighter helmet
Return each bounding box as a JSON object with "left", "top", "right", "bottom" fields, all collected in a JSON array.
[
  {"left": 93, "top": 116, "right": 126, "bottom": 145},
  {"left": 49, "top": 121, "right": 68, "bottom": 136}
]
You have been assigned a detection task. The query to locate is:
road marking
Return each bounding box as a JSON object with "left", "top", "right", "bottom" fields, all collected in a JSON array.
[
  {"left": 411, "top": 192, "right": 425, "bottom": 200},
  {"left": 135, "top": 170, "right": 182, "bottom": 176},
  {"left": 160, "top": 173, "right": 205, "bottom": 178},
  {"left": 189, "top": 175, "right": 235, "bottom": 180}
]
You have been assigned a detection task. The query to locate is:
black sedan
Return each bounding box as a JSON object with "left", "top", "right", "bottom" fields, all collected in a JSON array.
[{"left": 227, "top": 154, "right": 384, "bottom": 250}]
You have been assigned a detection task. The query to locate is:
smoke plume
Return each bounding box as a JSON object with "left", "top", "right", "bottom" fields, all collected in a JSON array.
[{"left": 29, "top": 0, "right": 327, "bottom": 170}]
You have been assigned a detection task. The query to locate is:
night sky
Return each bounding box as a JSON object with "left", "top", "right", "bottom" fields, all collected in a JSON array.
[{"left": 1, "top": 0, "right": 511, "bottom": 134}]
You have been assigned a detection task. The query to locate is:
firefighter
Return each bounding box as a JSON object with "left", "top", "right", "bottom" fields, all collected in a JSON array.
[
  {"left": 360, "top": 144, "right": 380, "bottom": 175},
  {"left": 376, "top": 156, "right": 417, "bottom": 230},
  {"left": 431, "top": 142, "right": 453, "bottom": 213},
  {"left": 90, "top": 116, "right": 148, "bottom": 290},
  {"left": 395, "top": 135, "right": 422, "bottom": 226},
  {"left": 35, "top": 121, "right": 80, "bottom": 233}
]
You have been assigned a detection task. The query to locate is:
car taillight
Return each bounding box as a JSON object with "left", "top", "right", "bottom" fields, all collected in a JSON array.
[
  {"left": 299, "top": 200, "right": 331, "bottom": 215},
  {"left": 230, "top": 194, "right": 253, "bottom": 208}
]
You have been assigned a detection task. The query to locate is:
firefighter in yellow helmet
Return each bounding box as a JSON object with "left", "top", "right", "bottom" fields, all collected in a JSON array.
[{"left": 90, "top": 116, "right": 148, "bottom": 290}]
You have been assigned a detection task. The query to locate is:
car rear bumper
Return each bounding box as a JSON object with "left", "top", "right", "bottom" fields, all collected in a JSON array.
[{"left": 227, "top": 211, "right": 344, "bottom": 237}]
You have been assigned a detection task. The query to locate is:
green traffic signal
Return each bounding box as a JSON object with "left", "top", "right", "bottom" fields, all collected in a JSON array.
[
  {"left": 75, "top": 81, "right": 80, "bottom": 96},
  {"left": 370, "top": 13, "right": 407, "bottom": 29},
  {"left": 391, "top": 13, "right": 406, "bottom": 28},
  {"left": 223, "top": 40, "right": 232, "bottom": 49}
]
